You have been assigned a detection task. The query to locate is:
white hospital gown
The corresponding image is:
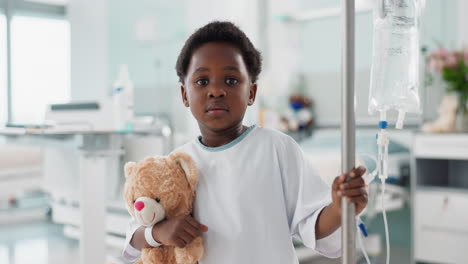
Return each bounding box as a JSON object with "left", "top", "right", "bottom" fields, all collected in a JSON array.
[{"left": 122, "top": 125, "right": 341, "bottom": 263}]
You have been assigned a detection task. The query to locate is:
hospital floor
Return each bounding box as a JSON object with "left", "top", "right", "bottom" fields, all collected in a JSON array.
[{"left": 0, "top": 218, "right": 411, "bottom": 264}]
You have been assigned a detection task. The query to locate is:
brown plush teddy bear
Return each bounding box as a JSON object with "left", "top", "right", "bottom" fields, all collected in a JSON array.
[{"left": 123, "top": 152, "right": 204, "bottom": 264}]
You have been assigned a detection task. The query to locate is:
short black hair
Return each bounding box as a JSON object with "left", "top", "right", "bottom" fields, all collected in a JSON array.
[{"left": 176, "top": 21, "right": 262, "bottom": 84}]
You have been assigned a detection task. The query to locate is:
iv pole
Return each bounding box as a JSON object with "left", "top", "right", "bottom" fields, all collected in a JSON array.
[{"left": 341, "top": 0, "right": 356, "bottom": 263}]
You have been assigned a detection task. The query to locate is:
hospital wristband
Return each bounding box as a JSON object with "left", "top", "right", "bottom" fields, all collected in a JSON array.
[{"left": 145, "top": 226, "right": 162, "bottom": 247}]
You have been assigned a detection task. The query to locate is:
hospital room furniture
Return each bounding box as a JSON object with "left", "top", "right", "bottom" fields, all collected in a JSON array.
[
  {"left": 0, "top": 144, "right": 42, "bottom": 200},
  {"left": 412, "top": 133, "right": 468, "bottom": 264},
  {"left": 0, "top": 144, "right": 43, "bottom": 223},
  {"left": 0, "top": 121, "right": 172, "bottom": 264},
  {"left": 0, "top": 129, "right": 123, "bottom": 264}
]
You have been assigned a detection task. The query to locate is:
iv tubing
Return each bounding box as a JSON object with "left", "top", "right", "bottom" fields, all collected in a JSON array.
[
  {"left": 382, "top": 179, "right": 390, "bottom": 264},
  {"left": 361, "top": 121, "right": 391, "bottom": 264},
  {"left": 357, "top": 217, "right": 371, "bottom": 264},
  {"left": 358, "top": 174, "right": 390, "bottom": 264}
]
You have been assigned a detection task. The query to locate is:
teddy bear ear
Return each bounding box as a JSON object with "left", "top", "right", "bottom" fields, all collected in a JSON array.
[
  {"left": 124, "top": 161, "right": 137, "bottom": 178},
  {"left": 168, "top": 152, "right": 198, "bottom": 192}
]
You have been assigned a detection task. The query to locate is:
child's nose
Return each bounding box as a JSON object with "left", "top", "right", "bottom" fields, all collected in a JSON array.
[
  {"left": 208, "top": 86, "right": 226, "bottom": 98},
  {"left": 134, "top": 201, "right": 145, "bottom": 211}
]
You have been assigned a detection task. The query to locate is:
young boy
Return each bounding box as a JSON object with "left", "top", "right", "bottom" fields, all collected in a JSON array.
[{"left": 123, "top": 21, "right": 368, "bottom": 264}]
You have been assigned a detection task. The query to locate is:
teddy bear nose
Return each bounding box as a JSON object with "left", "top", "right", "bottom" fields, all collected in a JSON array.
[{"left": 134, "top": 201, "right": 145, "bottom": 211}]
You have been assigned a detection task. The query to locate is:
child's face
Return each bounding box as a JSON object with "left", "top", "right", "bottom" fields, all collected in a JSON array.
[{"left": 181, "top": 42, "right": 257, "bottom": 132}]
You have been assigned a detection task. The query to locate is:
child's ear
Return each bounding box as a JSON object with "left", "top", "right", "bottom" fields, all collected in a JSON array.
[
  {"left": 181, "top": 84, "right": 190, "bottom": 107},
  {"left": 248, "top": 83, "right": 257, "bottom": 106}
]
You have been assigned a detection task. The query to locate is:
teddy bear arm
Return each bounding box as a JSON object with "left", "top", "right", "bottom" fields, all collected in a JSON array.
[
  {"left": 141, "top": 247, "right": 175, "bottom": 264},
  {"left": 174, "top": 237, "right": 204, "bottom": 264}
]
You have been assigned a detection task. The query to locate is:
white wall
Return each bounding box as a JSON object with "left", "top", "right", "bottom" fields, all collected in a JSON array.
[
  {"left": 185, "top": 0, "right": 259, "bottom": 45},
  {"left": 66, "top": 0, "right": 463, "bottom": 132},
  {"left": 264, "top": 0, "right": 460, "bottom": 127},
  {"left": 259, "top": 0, "right": 301, "bottom": 109},
  {"left": 458, "top": 0, "right": 468, "bottom": 47},
  {"left": 68, "top": 0, "right": 262, "bottom": 141},
  {"left": 68, "top": 0, "right": 109, "bottom": 101}
]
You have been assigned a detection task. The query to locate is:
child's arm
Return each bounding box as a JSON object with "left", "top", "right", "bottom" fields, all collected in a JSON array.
[
  {"left": 130, "top": 215, "right": 208, "bottom": 250},
  {"left": 315, "top": 166, "right": 367, "bottom": 239}
]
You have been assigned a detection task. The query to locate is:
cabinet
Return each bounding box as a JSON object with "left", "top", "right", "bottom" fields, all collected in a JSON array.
[{"left": 412, "top": 134, "right": 468, "bottom": 264}]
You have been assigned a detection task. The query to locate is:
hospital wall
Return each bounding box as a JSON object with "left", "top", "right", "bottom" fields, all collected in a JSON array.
[
  {"left": 294, "top": 0, "right": 459, "bottom": 125},
  {"left": 107, "top": 0, "right": 260, "bottom": 138},
  {"left": 68, "top": 0, "right": 460, "bottom": 134}
]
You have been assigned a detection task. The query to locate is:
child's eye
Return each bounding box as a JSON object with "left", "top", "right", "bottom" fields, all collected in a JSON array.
[
  {"left": 225, "top": 78, "right": 238, "bottom": 86},
  {"left": 195, "top": 79, "right": 209, "bottom": 86}
]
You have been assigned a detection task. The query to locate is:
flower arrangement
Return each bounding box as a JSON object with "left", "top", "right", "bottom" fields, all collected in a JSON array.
[{"left": 427, "top": 47, "right": 468, "bottom": 114}]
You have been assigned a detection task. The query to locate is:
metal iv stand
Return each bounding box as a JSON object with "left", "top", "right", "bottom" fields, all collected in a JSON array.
[{"left": 341, "top": 0, "right": 356, "bottom": 263}]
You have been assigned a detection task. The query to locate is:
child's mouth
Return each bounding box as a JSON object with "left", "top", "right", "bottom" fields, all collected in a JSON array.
[
  {"left": 207, "top": 109, "right": 228, "bottom": 116},
  {"left": 206, "top": 103, "right": 229, "bottom": 114}
]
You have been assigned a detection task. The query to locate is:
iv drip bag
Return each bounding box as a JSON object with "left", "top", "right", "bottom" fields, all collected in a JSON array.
[{"left": 369, "top": 0, "right": 424, "bottom": 127}]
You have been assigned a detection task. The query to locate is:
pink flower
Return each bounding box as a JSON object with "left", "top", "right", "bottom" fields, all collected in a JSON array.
[
  {"left": 428, "top": 58, "right": 444, "bottom": 73},
  {"left": 432, "top": 47, "right": 449, "bottom": 58},
  {"left": 427, "top": 47, "right": 468, "bottom": 73},
  {"left": 445, "top": 52, "right": 459, "bottom": 68}
]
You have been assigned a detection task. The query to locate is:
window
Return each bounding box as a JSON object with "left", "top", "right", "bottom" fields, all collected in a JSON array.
[
  {"left": 0, "top": 0, "right": 68, "bottom": 125},
  {"left": 0, "top": 14, "right": 6, "bottom": 126},
  {"left": 11, "top": 15, "right": 70, "bottom": 124}
]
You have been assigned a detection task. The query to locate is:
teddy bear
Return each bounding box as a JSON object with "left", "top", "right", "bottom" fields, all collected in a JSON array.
[
  {"left": 422, "top": 94, "right": 458, "bottom": 133},
  {"left": 123, "top": 152, "right": 204, "bottom": 264}
]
